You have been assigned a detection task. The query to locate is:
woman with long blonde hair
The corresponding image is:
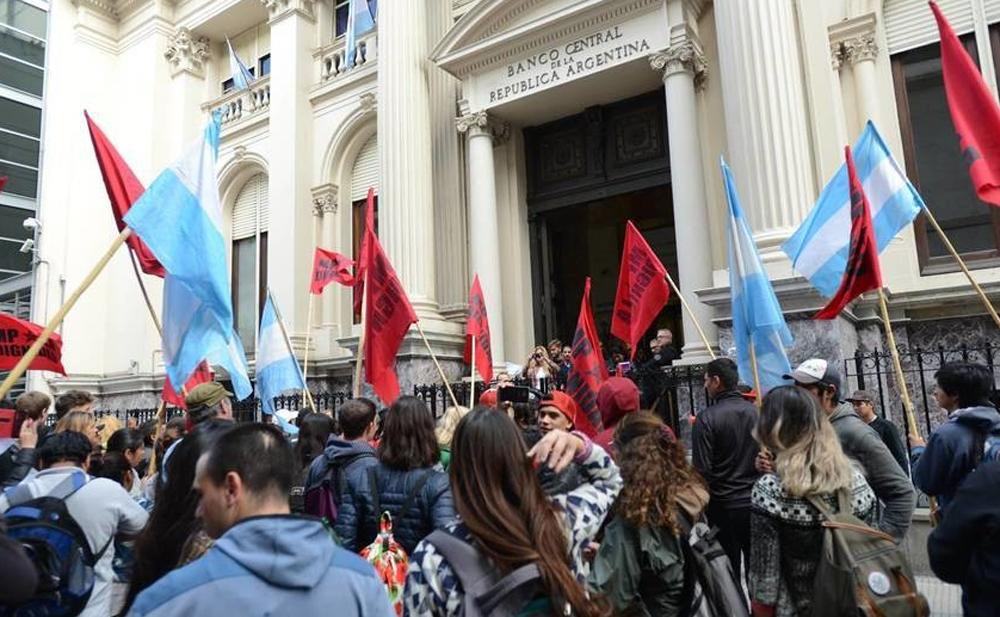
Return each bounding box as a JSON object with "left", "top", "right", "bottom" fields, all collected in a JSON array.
[
  {"left": 749, "top": 386, "right": 876, "bottom": 617},
  {"left": 435, "top": 405, "right": 468, "bottom": 471}
]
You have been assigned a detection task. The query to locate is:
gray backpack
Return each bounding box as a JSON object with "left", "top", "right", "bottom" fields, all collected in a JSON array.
[
  {"left": 676, "top": 515, "right": 749, "bottom": 617},
  {"left": 425, "top": 530, "right": 554, "bottom": 617}
]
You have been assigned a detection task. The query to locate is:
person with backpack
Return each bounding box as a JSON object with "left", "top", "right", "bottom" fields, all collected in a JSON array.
[
  {"left": 0, "top": 430, "right": 148, "bottom": 617},
  {"left": 290, "top": 412, "right": 336, "bottom": 513},
  {"left": 748, "top": 386, "right": 879, "bottom": 617},
  {"left": 126, "top": 423, "right": 394, "bottom": 617},
  {"left": 0, "top": 513, "right": 38, "bottom": 605},
  {"left": 336, "top": 396, "right": 454, "bottom": 554},
  {"left": 909, "top": 362, "right": 1000, "bottom": 517},
  {"left": 304, "top": 398, "right": 380, "bottom": 524},
  {"left": 403, "top": 406, "right": 622, "bottom": 617},
  {"left": 588, "top": 412, "right": 710, "bottom": 616},
  {"left": 927, "top": 459, "right": 1000, "bottom": 616}
]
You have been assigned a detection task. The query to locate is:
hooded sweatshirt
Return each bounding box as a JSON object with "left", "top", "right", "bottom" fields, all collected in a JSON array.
[
  {"left": 911, "top": 404, "right": 1000, "bottom": 513},
  {"left": 127, "top": 515, "right": 393, "bottom": 617},
  {"left": 303, "top": 436, "right": 378, "bottom": 520}
]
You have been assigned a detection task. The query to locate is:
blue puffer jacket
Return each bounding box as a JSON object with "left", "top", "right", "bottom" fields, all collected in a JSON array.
[{"left": 335, "top": 462, "right": 455, "bottom": 554}]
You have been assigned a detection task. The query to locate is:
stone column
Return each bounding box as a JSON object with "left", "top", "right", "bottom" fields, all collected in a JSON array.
[
  {"left": 263, "top": 0, "right": 315, "bottom": 342},
  {"left": 457, "top": 111, "right": 507, "bottom": 365},
  {"left": 843, "top": 28, "right": 880, "bottom": 129},
  {"left": 828, "top": 41, "right": 851, "bottom": 145},
  {"left": 714, "top": 0, "right": 816, "bottom": 251},
  {"left": 650, "top": 42, "right": 717, "bottom": 361},
  {"left": 377, "top": 1, "right": 440, "bottom": 319},
  {"left": 164, "top": 28, "right": 210, "bottom": 150},
  {"left": 313, "top": 183, "right": 338, "bottom": 327}
]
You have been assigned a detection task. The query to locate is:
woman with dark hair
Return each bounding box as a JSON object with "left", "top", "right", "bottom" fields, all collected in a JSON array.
[
  {"left": 404, "top": 406, "right": 622, "bottom": 617},
  {"left": 290, "top": 412, "right": 336, "bottom": 513},
  {"left": 587, "top": 412, "right": 707, "bottom": 616},
  {"left": 106, "top": 427, "right": 146, "bottom": 501},
  {"left": 122, "top": 419, "right": 233, "bottom": 614},
  {"left": 337, "top": 396, "right": 454, "bottom": 554},
  {"left": 749, "top": 386, "right": 876, "bottom": 617}
]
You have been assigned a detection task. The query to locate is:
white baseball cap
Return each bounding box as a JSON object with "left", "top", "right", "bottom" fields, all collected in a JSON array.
[{"left": 783, "top": 358, "right": 842, "bottom": 393}]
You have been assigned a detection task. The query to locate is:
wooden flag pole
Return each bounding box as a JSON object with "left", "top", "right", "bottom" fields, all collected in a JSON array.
[
  {"left": 922, "top": 206, "right": 1000, "bottom": 330},
  {"left": 877, "top": 287, "right": 920, "bottom": 438},
  {"left": 145, "top": 399, "right": 168, "bottom": 479},
  {"left": 663, "top": 271, "right": 717, "bottom": 360},
  {"left": 748, "top": 338, "right": 763, "bottom": 409},
  {"left": 469, "top": 335, "right": 476, "bottom": 408},
  {"left": 0, "top": 227, "right": 132, "bottom": 400},
  {"left": 415, "top": 320, "right": 460, "bottom": 409},
  {"left": 269, "top": 289, "right": 316, "bottom": 412},
  {"left": 353, "top": 291, "right": 368, "bottom": 397},
  {"left": 302, "top": 293, "right": 315, "bottom": 407}
]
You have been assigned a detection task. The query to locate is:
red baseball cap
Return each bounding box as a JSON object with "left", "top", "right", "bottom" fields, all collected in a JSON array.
[
  {"left": 597, "top": 377, "right": 639, "bottom": 427},
  {"left": 541, "top": 391, "right": 579, "bottom": 426},
  {"left": 478, "top": 389, "right": 498, "bottom": 407}
]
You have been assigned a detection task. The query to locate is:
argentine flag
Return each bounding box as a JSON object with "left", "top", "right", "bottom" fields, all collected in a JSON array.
[
  {"left": 724, "top": 158, "right": 793, "bottom": 393},
  {"left": 345, "top": 0, "right": 375, "bottom": 68},
  {"left": 226, "top": 38, "right": 255, "bottom": 91},
  {"left": 783, "top": 121, "right": 923, "bottom": 297},
  {"left": 124, "top": 116, "right": 252, "bottom": 400},
  {"left": 256, "top": 293, "right": 307, "bottom": 416}
]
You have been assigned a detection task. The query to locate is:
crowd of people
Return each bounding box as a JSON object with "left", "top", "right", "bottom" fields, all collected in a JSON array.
[{"left": 0, "top": 350, "right": 997, "bottom": 616}]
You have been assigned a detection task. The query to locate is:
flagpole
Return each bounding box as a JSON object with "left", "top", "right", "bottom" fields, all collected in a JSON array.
[
  {"left": 353, "top": 290, "right": 368, "bottom": 397},
  {"left": 269, "top": 289, "right": 316, "bottom": 412},
  {"left": 302, "top": 293, "right": 314, "bottom": 407},
  {"left": 415, "top": 321, "right": 460, "bottom": 409},
  {"left": 0, "top": 227, "right": 131, "bottom": 400},
  {"left": 748, "top": 338, "right": 763, "bottom": 409},
  {"left": 469, "top": 335, "right": 476, "bottom": 408},
  {"left": 921, "top": 206, "right": 1000, "bottom": 329},
  {"left": 876, "top": 287, "right": 919, "bottom": 438},
  {"left": 663, "top": 271, "right": 717, "bottom": 359},
  {"left": 145, "top": 399, "right": 167, "bottom": 479}
]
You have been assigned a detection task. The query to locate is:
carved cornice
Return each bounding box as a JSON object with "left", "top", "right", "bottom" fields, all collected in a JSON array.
[
  {"left": 649, "top": 42, "right": 708, "bottom": 89},
  {"left": 455, "top": 111, "right": 510, "bottom": 144},
  {"left": 311, "top": 183, "right": 338, "bottom": 216},
  {"left": 164, "top": 27, "right": 210, "bottom": 78},
  {"left": 71, "top": 0, "right": 117, "bottom": 20},
  {"left": 261, "top": 0, "right": 315, "bottom": 24},
  {"left": 842, "top": 33, "right": 878, "bottom": 65},
  {"left": 829, "top": 12, "right": 878, "bottom": 68}
]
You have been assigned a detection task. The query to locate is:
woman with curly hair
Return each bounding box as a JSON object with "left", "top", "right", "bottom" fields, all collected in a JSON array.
[{"left": 588, "top": 411, "right": 709, "bottom": 617}]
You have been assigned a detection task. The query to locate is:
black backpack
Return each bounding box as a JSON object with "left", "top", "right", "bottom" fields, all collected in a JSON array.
[
  {"left": 676, "top": 515, "right": 749, "bottom": 617},
  {"left": 1, "top": 471, "right": 112, "bottom": 617},
  {"left": 424, "top": 530, "right": 552, "bottom": 617}
]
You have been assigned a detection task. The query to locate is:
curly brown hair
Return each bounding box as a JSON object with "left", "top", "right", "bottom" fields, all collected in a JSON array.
[{"left": 614, "top": 412, "right": 704, "bottom": 535}]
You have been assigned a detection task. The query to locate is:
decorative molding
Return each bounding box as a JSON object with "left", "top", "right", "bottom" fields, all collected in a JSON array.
[
  {"left": 233, "top": 145, "right": 247, "bottom": 160},
  {"left": 359, "top": 91, "right": 377, "bottom": 114},
  {"left": 261, "top": 0, "right": 315, "bottom": 24},
  {"left": 829, "top": 12, "right": 878, "bottom": 67},
  {"left": 311, "top": 183, "right": 338, "bottom": 216},
  {"left": 164, "top": 27, "right": 210, "bottom": 78},
  {"left": 830, "top": 41, "right": 845, "bottom": 71},
  {"left": 842, "top": 33, "right": 878, "bottom": 65},
  {"left": 456, "top": 111, "right": 510, "bottom": 144},
  {"left": 649, "top": 41, "right": 708, "bottom": 89},
  {"left": 71, "top": 0, "right": 117, "bottom": 20}
]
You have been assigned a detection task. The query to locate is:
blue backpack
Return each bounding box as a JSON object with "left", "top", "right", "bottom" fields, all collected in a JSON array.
[{"left": 1, "top": 471, "right": 111, "bottom": 617}]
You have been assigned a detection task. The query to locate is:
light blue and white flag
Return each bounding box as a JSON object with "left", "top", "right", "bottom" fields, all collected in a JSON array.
[
  {"left": 124, "top": 116, "right": 252, "bottom": 400},
  {"left": 256, "top": 293, "right": 306, "bottom": 415},
  {"left": 782, "top": 121, "right": 923, "bottom": 297},
  {"left": 345, "top": 0, "right": 375, "bottom": 68},
  {"left": 723, "top": 158, "right": 793, "bottom": 393},
  {"left": 226, "top": 38, "right": 255, "bottom": 91}
]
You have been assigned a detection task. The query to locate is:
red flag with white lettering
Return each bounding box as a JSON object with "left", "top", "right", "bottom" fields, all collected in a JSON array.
[
  {"left": 162, "top": 360, "right": 213, "bottom": 408},
  {"left": 463, "top": 275, "right": 493, "bottom": 384},
  {"left": 364, "top": 228, "right": 417, "bottom": 404},
  {"left": 311, "top": 248, "right": 355, "bottom": 294},
  {"left": 353, "top": 188, "right": 376, "bottom": 314},
  {"left": 0, "top": 313, "right": 65, "bottom": 374},
  {"left": 610, "top": 221, "right": 671, "bottom": 359},
  {"left": 566, "top": 278, "right": 605, "bottom": 437}
]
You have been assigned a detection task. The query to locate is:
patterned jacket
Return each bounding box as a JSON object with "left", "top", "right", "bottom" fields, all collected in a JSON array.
[
  {"left": 748, "top": 468, "right": 876, "bottom": 617},
  {"left": 402, "top": 441, "right": 622, "bottom": 616}
]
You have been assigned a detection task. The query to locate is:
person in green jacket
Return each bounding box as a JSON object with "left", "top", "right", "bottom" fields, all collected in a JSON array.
[
  {"left": 588, "top": 411, "right": 709, "bottom": 617},
  {"left": 435, "top": 405, "right": 468, "bottom": 471}
]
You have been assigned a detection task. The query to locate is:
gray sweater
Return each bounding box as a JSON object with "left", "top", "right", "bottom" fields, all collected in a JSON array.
[{"left": 829, "top": 403, "right": 915, "bottom": 540}]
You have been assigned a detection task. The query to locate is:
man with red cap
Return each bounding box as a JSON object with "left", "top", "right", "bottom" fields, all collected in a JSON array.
[
  {"left": 592, "top": 377, "right": 640, "bottom": 457},
  {"left": 537, "top": 391, "right": 579, "bottom": 434}
]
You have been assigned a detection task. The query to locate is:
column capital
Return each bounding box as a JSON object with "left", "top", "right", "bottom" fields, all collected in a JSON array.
[
  {"left": 829, "top": 12, "right": 878, "bottom": 66},
  {"left": 649, "top": 42, "right": 708, "bottom": 89},
  {"left": 311, "top": 183, "right": 338, "bottom": 216},
  {"left": 830, "top": 42, "right": 846, "bottom": 71},
  {"left": 261, "top": 0, "right": 315, "bottom": 24},
  {"left": 456, "top": 111, "right": 510, "bottom": 144},
  {"left": 164, "top": 27, "right": 209, "bottom": 79},
  {"left": 842, "top": 33, "right": 878, "bottom": 65}
]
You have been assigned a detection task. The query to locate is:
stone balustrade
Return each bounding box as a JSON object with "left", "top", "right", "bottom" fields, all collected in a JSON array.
[
  {"left": 316, "top": 30, "right": 378, "bottom": 82},
  {"left": 202, "top": 76, "right": 271, "bottom": 126}
]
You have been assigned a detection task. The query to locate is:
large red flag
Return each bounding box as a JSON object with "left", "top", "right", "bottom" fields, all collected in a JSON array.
[
  {"left": 311, "top": 247, "right": 355, "bottom": 294},
  {"left": 463, "top": 275, "right": 493, "bottom": 384},
  {"left": 931, "top": 1, "right": 1000, "bottom": 206},
  {"left": 354, "top": 188, "right": 376, "bottom": 314},
  {"left": 815, "top": 146, "right": 884, "bottom": 319},
  {"left": 84, "top": 112, "right": 165, "bottom": 277},
  {"left": 162, "top": 360, "right": 213, "bottom": 408},
  {"left": 566, "top": 278, "right": 605, "bottom": 437},
  {"left": 364, "top": 228, "right": 418, "bottom": 403},
  {"left": 611, "top": 221, "right": 671, "bottom": 359},
  {"left": 0, "top": 313, "right": 65, "bottom": 374}
]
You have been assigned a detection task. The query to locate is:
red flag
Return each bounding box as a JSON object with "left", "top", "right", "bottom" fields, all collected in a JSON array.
[
  {"left": 566, "top": 278, "right": 606, "bottom": 437},
  {"left": 815, "top": 146, "right": 884, "bottom": 319},
  {"left": 610, "top": 221, "right": 671, "bottom": 359},
  {"left": 354, "top": 188, "right": 376, "bottom": 314},
  {"left": 931, "top": 1, "right": 1000, "bottom": 206},
  {"left": 162, "top": 360, "right": 213, "bottom": 408},
  {"left": 0, "top": 177, "right": 7, "bottom": 193},
  {"left": 364, "top": 228, "right": 418, "bottom": 403},
  {"left": 84, "top": 112, "right": 165, "bottom": 277},
  {"left": 0, "top": 313, "right": 65, "bottom": 374},
  {"left": 463, "top": 275, "right": 493, "bottom": 384},
  {"left": 311, "top": 248, "right": 355, "bottom": 294}
]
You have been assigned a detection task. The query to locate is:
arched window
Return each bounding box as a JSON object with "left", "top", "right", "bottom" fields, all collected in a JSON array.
[
  {"left": 352, "top": 134, "right": 378, "bottom": 322},
  {"left": 231, "top": 173, "right": 269, "bottom": 350}
]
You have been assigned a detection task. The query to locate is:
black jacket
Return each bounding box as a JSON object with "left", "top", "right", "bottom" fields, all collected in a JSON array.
[
  {"left": 868, "top": 416, "right": 908, "bottom": 474},
  {"left": 0, "top": 441, "right": 36, "bottom": 488},
  {"left": 928, "top": 460, "right": 1000, "bottom": 616},
  {"left": 692, "top": 390, "right": 760, "bottom": 508}
]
